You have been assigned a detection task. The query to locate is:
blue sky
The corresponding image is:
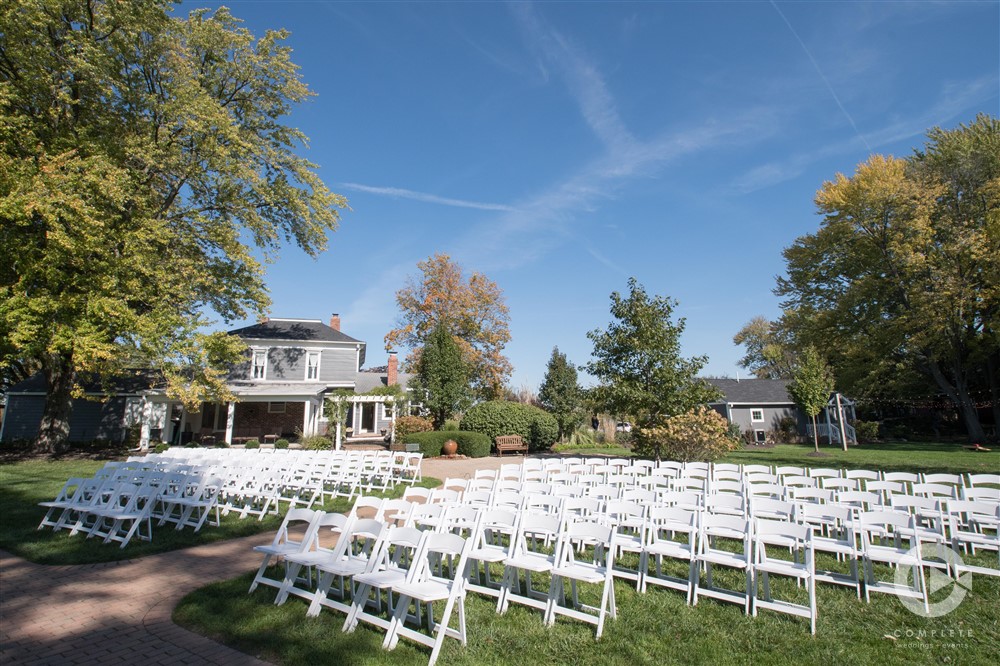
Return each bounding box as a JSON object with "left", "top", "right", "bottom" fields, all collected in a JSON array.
[{"left": 184, "top": 1, "right": 998, "bottom": 390}]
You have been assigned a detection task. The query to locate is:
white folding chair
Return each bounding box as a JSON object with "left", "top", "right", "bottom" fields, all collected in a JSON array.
[
  {"left": 497, "top": 513, "right": 561, "bottom": 616},
  {"left": 273, "top": 512, "right": 353, "bottom": 606},
  {"left": 947, "top": 500, "right": 999, "bottom": 577},
  {"left": 797, "top": 503, "right": 861, "bottom": 597},
  {"left": 464, "top": 509, "right": 519, "bottom": 600},
  {"left": 382, "top": 532, "right": 472, "bottom": 666},
  {"left": 249, "top": 508, "right": 322, "bottom": 593},
  {"left": 641, "top": 506, "right": 699, "bottom": 602},
  {"left": 693, "top": 514, "right": 753, "bottom": 614},
  {"left": 299, "top": 517, "right": 387, "bottom": 615},
  {"left": 344, "top": 526, "right": 426, "bottom": 631},
  {"left": 753, "top": 519, "right": 817, "bottom": 635},
  {"left": 858, "top": 511, "right": 927, "bottom": 612},
  {"left": 545, "top": 521, "right": 618, "bottom": 638}
]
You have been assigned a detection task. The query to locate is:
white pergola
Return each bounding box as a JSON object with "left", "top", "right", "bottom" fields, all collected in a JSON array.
[{"left": 326, "top": 394, "right": 399, "bottom": 450}]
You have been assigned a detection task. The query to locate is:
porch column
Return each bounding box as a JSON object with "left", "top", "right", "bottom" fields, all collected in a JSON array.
[
  {"left": 303, "top": 400, "right": 312, "bottom": 437},
  {"left": 139, "top": 398, "right": 152, "bottom": 449},
  {"left": 224, "top": 402, "right": 235, "bottom": 445},
  {"left": 178, "top": 407, "right": 187, "bottom": 444}
]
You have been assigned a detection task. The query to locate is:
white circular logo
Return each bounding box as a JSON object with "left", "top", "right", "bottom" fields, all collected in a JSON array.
[{"left": 894, "top": 543, "right": 972, "bottom": 617}]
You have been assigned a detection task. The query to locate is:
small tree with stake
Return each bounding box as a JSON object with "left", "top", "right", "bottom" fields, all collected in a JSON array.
[{"left": 788, "top": 347, "right": 835, "bottom": 453}]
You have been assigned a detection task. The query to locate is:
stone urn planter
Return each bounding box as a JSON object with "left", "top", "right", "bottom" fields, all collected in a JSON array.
[{"left": 441, "top": 439, "right": 458, "bottom": 456}]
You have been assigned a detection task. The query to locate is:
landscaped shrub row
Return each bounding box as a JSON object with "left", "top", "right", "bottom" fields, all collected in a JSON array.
[
  {"left": 460, "top": 400, "right": 559, "bottom": 451},
  {"left": 404, "top": 431, "right": 491, "bottom": 458}
]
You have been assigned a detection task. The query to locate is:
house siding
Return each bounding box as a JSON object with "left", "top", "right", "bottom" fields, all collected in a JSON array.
[
  {"left": 267, "top": 347, "right": 307, "bottom": 381},
  {"left": 727, "top": 405, "right": 804, "bottom": 435},
  {"left": 1, "top": 395, "right": 44, "bottom": 441},
  {"left": 1, "top": 395, "right": 127, "bottom": 442},
  {"left": 321, "top": 347, "right": 358, "bottom": 382}
]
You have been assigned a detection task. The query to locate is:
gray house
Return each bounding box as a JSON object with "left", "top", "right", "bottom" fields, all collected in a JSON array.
[
  {"left": 0, "top": 314, "right": 413, "bottom": 447},
  {"left": 705, "top": 378, "right": 856, "bottom": 445}
]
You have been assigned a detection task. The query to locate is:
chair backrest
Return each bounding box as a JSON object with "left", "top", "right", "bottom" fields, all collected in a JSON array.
[
  {"left": 809, "top": 468, "right": 842, "bottom": 479},
  {"left": 922, "top": 473, "right": 962, "bottom": 487},
  {"left": 962, "top": 487, "right": 1000, "bottom": 504},
  {"left": 845, "top": 469, "right": 880, "bottom": 482},
  {"left": 750, "top": 497, "right": 795, "bottom": 521},
  {"left": 789, "top": 487, "right": 834, "bottom": 505},
  {"left": 967, "top": 473, "right": 1000, "bottom": 489},
  {"left": 350, "top": 496, "right": 384, "bottom": 520},
  {"left": 706, "top": 493, "right": 746, "bottom": 517},
  {"left": 660, "top": 490, "right": 702, "bottom": 511},
  {"left": 269, "top": 508, "right": 321, "bottom": 550},
  {"left": 783, "top": 475, "right": 817, "bottom": 489},
  {"left": 402, "top": 487, "right": 431, "bottom": 504},
  {"left": 912, "top": 482, "right": 957, "bottom": 499},
  {"left": 647, "top": 505, "right": 699, "bottom": 540},
  {"left": 555, "top": 520, "right": 615, "bottom": 568},
  {"left": 700, "top": 513, "right": 751, "bottom": 549}
]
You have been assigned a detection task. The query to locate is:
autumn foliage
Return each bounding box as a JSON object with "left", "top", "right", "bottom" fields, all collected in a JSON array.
[
  {"left": 385, "top": 254, "right": 512, "bottom": 401},
  {"left": 633, "top": 407, "right": 738, "bottom": 462}
]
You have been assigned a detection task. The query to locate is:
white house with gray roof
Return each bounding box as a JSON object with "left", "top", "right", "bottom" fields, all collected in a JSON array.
[{"left": 1, "top": 314, "right": 413, "bottom": 448}]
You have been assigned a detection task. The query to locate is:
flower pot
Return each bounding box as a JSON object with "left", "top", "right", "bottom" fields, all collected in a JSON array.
[{"left": 441, "top": 439, "right": 458, "bottom": 456}]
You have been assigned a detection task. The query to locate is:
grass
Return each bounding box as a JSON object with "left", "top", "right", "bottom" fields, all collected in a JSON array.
[
  {"left": 175, "top": 550, "right": 1000, "bottom": 666},
  {"left": 0, "top": 457, "right": 440, "bottom": 565},
  {"left": 720, "top": 441, "right": 1000, "bottom": 476}
]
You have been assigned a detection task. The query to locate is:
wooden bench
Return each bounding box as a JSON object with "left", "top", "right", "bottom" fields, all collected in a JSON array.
[{"left": 495, "top": 434, "right": 528, "bottom": 457}]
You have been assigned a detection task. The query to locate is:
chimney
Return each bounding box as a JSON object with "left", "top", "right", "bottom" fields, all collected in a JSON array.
[
  {"left": 387, "top": 351, "right": 398, "bottom": 386},
  {"left": 329, "top": 313, "right": 340, "bottom": 331}
]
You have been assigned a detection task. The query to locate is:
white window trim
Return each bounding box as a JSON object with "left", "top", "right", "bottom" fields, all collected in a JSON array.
[
  {"left": 382, "top": 402, "right": 394, "bottom": 420},
  {"left": 305, "top": 351, "right": 321, "bottom": 381},
  {"left": 251, "top": 349, "right": 268, "bottom": 380},
  {"left": 268, "top": 402, "right": 286, "bottom": 414},
  {"left": 750, "top": 409, "right": 764, "bottom": 422}
]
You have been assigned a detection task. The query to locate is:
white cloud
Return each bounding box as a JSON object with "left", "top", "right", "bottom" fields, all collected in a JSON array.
[{"left": 339, "top": 182, "right": 517, "bottom": 212}]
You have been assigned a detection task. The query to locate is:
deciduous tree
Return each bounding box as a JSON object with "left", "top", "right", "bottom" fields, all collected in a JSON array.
[
  {"left": 776, "top": 115, "right": 1000, "bottom": 441},
  {"left": 538, "top": 346, "right": 583, "bottom": 440},
  {"left": 787, "top": 347, "right": 835, "bottom": 453},
  {"left": 0, "top": 2, "right": 346, "bottom": 451},
  {"left": 386, "top": 254, "right": 512, "bottom": 401},
  {"left": 733, "top": 316, "right": 795, "bottom": 380},
  {"left": 584, "top": 278, "right": 721, "bottom": 427}
]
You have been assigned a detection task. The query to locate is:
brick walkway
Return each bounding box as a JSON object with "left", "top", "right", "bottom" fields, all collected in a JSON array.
[{"left": 0, "top": 455, "right": 517, "bottom": 665}]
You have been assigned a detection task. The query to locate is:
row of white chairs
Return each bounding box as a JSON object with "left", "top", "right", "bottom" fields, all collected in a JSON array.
[{"left": 38, "top": 448, "right": 423, "bottom": 546}]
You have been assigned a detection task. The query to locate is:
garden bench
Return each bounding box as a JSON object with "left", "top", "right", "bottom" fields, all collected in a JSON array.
[{"left": 495, "top": 435, "right": 528, "bottom": 457}]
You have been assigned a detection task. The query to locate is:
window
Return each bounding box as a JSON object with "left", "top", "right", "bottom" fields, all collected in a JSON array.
[
  {"left": 306, "top": 351, "right": 320, "bottom": 380},
  {"left": 755, "top": 429, "right": 767, "bottom": 444},
  {"left": 750, "top": 409, "right": 764, "bottom": 422},
  {"left": 268, "top": 402, "right": 286, "bottom": 413},
  {"left": 252, "top": 350, "right": 267, "bottom": 379},
  {"left": 382, "top": 402, "right": 394, "bottom": 420}
]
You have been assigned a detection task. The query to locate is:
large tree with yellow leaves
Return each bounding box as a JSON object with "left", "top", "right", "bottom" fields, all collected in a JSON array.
[{"left": 0, "top": 1, "right": 346, "bottom": 451}]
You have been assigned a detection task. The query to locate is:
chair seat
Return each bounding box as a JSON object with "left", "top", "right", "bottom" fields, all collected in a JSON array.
[
  {"left": 812, "top": 537, "right": 855, "bottom": 556},
  {"left": 468, "top": 546, "right": 508, "bottom": 563},
  {"left": 646, "top": 542, "right": 694, "bottom": 559},
  {"left": 867, "top": 545, "right": 921, "bottom": 566},
  {"left": 504, "top": 553, "right": 555, "bottom": 572},
  {"left": 353, "top": 568, "right": 407, "bottom": 589},
  {"left": 254, "top": 543, "right": 303, "bottom": 557},
  {"left": 756, "top": 560, "right": 808, "bottom": 578},
  {"left": 394, "top": 579, "right": 455, "bottom": 603},
  {"left": 701, "top": 550, "right": 750, "bottom": 569},
  {"left": 551, "top": 563, "right": 606, "bottom": 584}
]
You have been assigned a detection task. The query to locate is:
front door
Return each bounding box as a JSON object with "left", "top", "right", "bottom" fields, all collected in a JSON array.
[{"left": 361, "top": 403, "right": 375, "bottom": 433}]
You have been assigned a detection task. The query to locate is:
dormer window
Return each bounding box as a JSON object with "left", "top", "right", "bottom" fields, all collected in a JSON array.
[
  {"left": 306, "top": 351, "right": 320, "bottom": 380},
  {"left": 252, "top": 350, "right": 267, "bottom": 379}
]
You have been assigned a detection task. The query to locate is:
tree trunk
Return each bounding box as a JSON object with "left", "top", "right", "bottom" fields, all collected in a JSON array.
[
  {"left": 811, "top": 414, "right": 819, "bottom": 453},
  {"left": 36, "top": 353, "right": 76, "bottom": 454},
  {"left": 926, "top": 359, "right": 987, "bottom": 442}
]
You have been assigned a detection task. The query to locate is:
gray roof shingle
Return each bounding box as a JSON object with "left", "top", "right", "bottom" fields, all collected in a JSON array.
[
  {"left": 228, "top": 319, "right": 362, "bottom": 344},
  {"left": 705, "top": 378, "right": 795, "bottom": 405}
]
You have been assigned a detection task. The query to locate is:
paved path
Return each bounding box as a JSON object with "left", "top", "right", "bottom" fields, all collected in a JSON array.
[{"left": 0, "top": 456, "right": 512, "bottom": 665}]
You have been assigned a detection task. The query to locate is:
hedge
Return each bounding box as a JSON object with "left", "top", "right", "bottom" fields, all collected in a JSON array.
[
  {"left": 460, "top": 401, "right": 559, "bottom": 451},
  {"left": 404, "top": 431, "right": 491, "bottom": 458}
]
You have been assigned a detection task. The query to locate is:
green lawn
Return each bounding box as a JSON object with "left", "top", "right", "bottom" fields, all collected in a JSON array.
[
  {"left": 175, "top": 555, "right": 1000, "bottom": 666},
  {"left": 0, "top": 458, "right": 439, "bottom": 565},
  {"left": 720, "top": 441, "right": 1000, "bottom": 476}
]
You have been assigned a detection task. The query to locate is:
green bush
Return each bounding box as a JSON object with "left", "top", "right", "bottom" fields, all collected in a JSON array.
[
  {"left": 275, "top": 438, "right": 289, "bottom": 449},
  {"left": 301, "top": 435, "right": 332, "bottom": 451},
  {"left": 394, "top": 415, "right": 433, "bottom": 440},
  {"left": 244, "top": 439, "right": 260, "bottom": 449},
  {"left": 854, "top": 420, "right": 880, "bottom": 443},
  {"left": 405, "top": 431, "right": 491, "bottom": 458},
  {"left": 152, "top": 442, "right": 169, "bottom": 453},
  {"left": 443, "top": 419, "right": 461, "bottom": 431},
  {"left": 460, "top": 401, "right": 559, "bottom": 451}
]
